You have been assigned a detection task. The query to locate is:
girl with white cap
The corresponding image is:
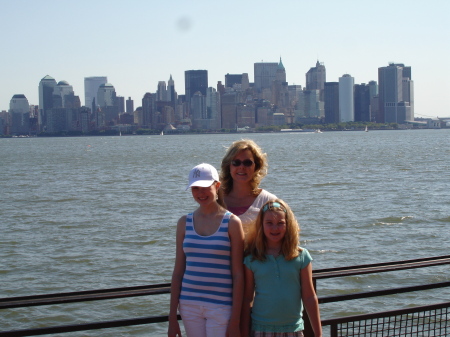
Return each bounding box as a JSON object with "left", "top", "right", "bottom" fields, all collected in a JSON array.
[{"left": 168, "top": 163, "right": 245, "bottom": 337}]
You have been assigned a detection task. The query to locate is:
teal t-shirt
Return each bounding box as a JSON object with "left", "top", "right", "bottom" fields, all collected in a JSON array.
[{"left": 244, "top": 248, "right": 312, "bottom": 333}]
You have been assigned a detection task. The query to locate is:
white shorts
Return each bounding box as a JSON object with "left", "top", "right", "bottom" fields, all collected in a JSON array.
[{"left": 179, "top": 302, "right": 231, "bottom": 337}]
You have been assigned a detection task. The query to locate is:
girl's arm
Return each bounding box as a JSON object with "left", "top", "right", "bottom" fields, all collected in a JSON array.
[
  {"left": 227, "top": 214, "right": 245, "bottom": 337},
  {"left": 168, "top": 216, "right": 187, "bottom": 337},
  {"left": 301, "top": 262, "right": 322, "bottom": 337},
  {"left": 241, "top": 264, "right": 255, "bottom": 337}
]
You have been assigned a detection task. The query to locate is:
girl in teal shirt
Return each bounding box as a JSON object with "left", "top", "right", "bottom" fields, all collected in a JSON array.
[{"left": 241, "top": 199, "right": 322, "bottom": 337}]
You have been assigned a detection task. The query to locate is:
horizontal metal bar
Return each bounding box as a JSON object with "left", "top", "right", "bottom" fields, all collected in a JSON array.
[
  {"left": 0, "top": 314, "right": 181, "bottom": 337},
  {"left": 0, "top": 286, "right": 171, "bottom": 310},
  {"left": 319, "top": 281, "right": 450, "bottom": 304},
  {"left": 321, "top": 301, "right": 450, "bottom": 326},
  {"left": 314, "top": 256, "right": 450, "bottom": 279}
]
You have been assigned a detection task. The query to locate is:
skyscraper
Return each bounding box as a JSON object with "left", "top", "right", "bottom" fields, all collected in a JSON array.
[
  {"left": 126, "top": 97, "right": 134, "bottom": 113},
  {"left": 378, "top": 63, "right": 413, "bottom": 123},
  {"left": 38, "top": 75, "right": 57, "bottom": 130},
  {"left": 167, "top": 75, "right": 176, "bottom": 104},
  {"left": 185, "top": 70, "right": 208, "bottom": 105},
  {"left": 306, "top": 60, "right": 326, "bottom": 91},
  {"left": 9, "top": 94, "right": 30, "bottom": 135},
  {"left": 324, "top": 82, "right": 339, "bottom": 124},
  {"left": 84, "top": 76, "right": 107, "bottom": 110},
  {"left": 254, "top": 62, "right": 278, "bottom": 92},
  {"left": 354, "top": 84, "right": 371, "bottom": 122},
  {"left": 339, "top": 74, "right": 354, "bottom": 122}
]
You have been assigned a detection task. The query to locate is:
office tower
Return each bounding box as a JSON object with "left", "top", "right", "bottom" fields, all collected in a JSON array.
[
  {"left": 221, "top": 91, "right": 238, "bottom": 130},
  {"left": 142, "top": 93, "right": 156, "bottom": 129},
  {"left": 84, "top": 76, "right": 107, "bottom": 110},
  {"left": 354, "top": 84, "right": 371, "bottom": 122},
  {"left": 306, "top": 60, "right": 326, "bottom": 91},
  {"left": 205, "top": 87, "right": 221, "bottom": 130},
  {"left": 185, "top": 70, "right": 208, "bottom": 105},
  {"left": 157, "top": 81, "right": 167, "bottom": 101},
  {"left": 38, "top": 75, "right": 57, "bottom": 131},
  {"left": 9, "top": 94, "right": 30, "bottom": 134},
  {"left": 225, "top": 74, "right": 243, "bottom": 88},
  {"left": 378, "top": 63, "right": 414, "bottom": 123},
  {"left": 115, "top": 96, "right": 125, "bottom": 113},
  {"left": 339, "top": 74, "right": 354, "bottom": 122},
  {"left": 254, "top": 62, "right": 278, "bottom": 92},
  {"left": 324, "top": 82, "right": 339, "bottom": 124},
  {"left": 191, "top": 91, "right": 207, "bottom": 129},
  {"left": 97, "top": 83, "right": 118, "bottom": 124},
  {"left": 294, "top": 90, "right": 323, "bottom": 121},
  {"left": 52, "top": 81, "right": 75, "bottom": 108},
  {"left": 126, "top": 97, "right": 134, "bottom": 113},
  {"left": 167, "top": 75, "right": 176, "bottom": 103}
]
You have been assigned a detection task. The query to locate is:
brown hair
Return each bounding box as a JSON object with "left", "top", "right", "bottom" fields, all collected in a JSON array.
[
  {"left": 245, "top": 199, "right": 301, "bottom": 261},
  {"left": 220, "top": 139, "right": 268, "bottom": 196}
]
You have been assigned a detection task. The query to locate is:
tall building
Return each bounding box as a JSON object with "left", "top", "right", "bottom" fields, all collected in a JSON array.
[
  {"left": 52, "top": 81, "right": 75, "bottom": 108},
  {"left": 185, "top": 70, "right": 208, "bottom": 105},
  {"left": 378, "top": 63, "right": 414, "bottom": 123},
  {"left": 306, "top": 60, "right": 326, "bottom": 91},
  {"left": 9, "top": 94, "right": 30, "bottom": 135},
  {"left": 97, "top": 83, "right": 118, "bottom": 124},
  {"left": 167, "top": 75, "right": 176, "bottom": 104},
  {"left": 157, "top": 81, "right": 167, "bottom": 101},
  {"left": 324, "top": 82, "right": 339, "bottom": 124},
  {"left": 354, "top": 84, "right": 371, "bottom": 122},
  {"left": 84, "top": 76, "right": 107, "bottom": 110},
  {"left": 142, "top": 93, "right": 156, "bottom": 129},
  {"left": 38, "top": 75, "right": 57, "bottom": 131},
  {"left": 126, "top": 97, "right": 134, "bottom": 113},
  {"left": 205, "top": 87, "right": 221, "bottom": 130},
  {"left": 254, "top": 62, "right": 278, "bottom": 92},
  {"left": 339, "top": 74, "right": 354, "bottom": 122}
]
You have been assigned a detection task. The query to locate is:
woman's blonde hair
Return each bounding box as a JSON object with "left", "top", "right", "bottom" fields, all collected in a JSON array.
[
  {"left": 245, "top": 199, "right": 301, "bottom": 261},
  {"left": 220, "top": 139, "right": 268, "bottom": 196}
]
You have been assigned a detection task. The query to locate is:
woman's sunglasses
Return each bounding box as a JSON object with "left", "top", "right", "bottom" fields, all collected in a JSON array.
[{"left": 231, "top": 159, "right": 254, "bottom": 167}]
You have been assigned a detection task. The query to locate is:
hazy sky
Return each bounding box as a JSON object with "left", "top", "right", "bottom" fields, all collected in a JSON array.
[{"left": 1, "top": 0, "right": 449, "bottom": 118}]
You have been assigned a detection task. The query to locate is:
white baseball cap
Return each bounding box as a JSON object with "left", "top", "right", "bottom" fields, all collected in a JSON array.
[{"left": 186, "top": 163, "right": 219, "bottom": 190}]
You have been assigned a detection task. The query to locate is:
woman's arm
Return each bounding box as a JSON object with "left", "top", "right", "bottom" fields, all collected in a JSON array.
[
  {"left": 227, "top": 214, "right": 245, "bottom": 337},
  {"left": 301, "top": 263, "right": 322, "bottom": 337},
  {"left": 241, "top": 264, "right": 255, "bottom": 337},
  {"left": 168, "top": 216, "right": 187, "bottom": 337}
]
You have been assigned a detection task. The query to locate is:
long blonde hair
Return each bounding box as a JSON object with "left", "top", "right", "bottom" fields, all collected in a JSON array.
[
  {"left": 246, "top": 199, "right": 301, "bottom": 261},
  {"left": 220, "top": 139, "right": 268, "bottom": 196}
]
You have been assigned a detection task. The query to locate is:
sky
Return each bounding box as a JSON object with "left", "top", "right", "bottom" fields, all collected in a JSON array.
[{"left": 1, "top": 0, "right": 449, "bottom": 118}]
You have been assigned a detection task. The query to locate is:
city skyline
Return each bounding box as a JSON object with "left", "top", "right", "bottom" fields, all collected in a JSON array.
[{"left": 1, "top": 1, "right": 449, "bottom": 118}]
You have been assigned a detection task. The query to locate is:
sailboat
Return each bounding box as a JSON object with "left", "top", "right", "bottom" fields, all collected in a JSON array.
[
  {"left": 160, "top": 130, "right": 164, "bottom": 136},
  {"left": 365, "top": 126, "right": 368, "bottom": 132}
]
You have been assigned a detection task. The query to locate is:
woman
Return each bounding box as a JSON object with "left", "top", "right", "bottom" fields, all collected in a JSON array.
[{"left": 220, "top": 139, "right": 277, "bottom": 235}]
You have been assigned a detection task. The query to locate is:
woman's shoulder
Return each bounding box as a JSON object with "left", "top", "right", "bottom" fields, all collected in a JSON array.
[{"left": 255, "top": 189, "right": 277, "bottom": 202}]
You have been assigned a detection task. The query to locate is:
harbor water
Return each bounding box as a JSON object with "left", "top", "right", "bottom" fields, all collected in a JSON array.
[{"left": 1, "top": 129, "right": 450, "bottom": 336}]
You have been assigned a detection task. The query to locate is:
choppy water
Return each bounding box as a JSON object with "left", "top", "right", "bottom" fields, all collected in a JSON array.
[{"left": 1, "top": 130, "right": 450, "bottom": 336}]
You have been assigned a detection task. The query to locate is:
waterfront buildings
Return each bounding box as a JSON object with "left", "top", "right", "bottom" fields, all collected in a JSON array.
[{"left": 0, "top": 60, "right": 423, "bottom": 136}]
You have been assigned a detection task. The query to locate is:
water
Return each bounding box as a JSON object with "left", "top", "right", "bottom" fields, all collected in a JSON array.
[{"left": 1, "top": 130, "right": 450, "bottom": 336}]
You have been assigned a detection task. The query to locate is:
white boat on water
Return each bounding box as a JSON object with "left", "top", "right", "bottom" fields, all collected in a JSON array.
[
  {"left": 365, "top": 126, "right": 368, "bottom": 132},
  {"left": 314, "top": 129, "right": 323, "bottom": 133}
]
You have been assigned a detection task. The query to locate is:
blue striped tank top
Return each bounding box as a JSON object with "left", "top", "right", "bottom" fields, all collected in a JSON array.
[{"left": 179, "top": 211, "right": 232, "bottom": 307}]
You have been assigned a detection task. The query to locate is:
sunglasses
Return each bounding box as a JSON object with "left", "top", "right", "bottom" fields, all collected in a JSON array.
[{"left": 231, "top": 159, "right": 254, "bottom": 167}]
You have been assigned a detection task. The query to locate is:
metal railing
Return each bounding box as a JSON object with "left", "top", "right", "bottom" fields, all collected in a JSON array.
[{"left": 1, "top": 255, "right": 449, "bottom": 336}]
